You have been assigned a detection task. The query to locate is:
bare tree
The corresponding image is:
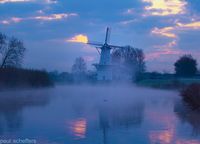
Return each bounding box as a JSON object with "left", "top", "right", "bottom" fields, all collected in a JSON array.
[
  {"left": 71, "top": 57, "right": 87, "bottom": 82},
  {"left": 0, "top": 33, "right": 6, "bottom": 54},
  {"left": 72, "top": 57, "right": 87, "bottom": 74},
  {"left": 1, "top": 37, "right": 26, "bottom": 68}
]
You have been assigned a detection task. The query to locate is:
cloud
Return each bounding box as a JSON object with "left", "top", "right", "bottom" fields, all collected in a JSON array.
[
  {"left": 0, "top": 0, "right": 32, "bottom": 4},
  {"left": 147, "top": 20, "right": 200, "bottom": 61},
  {"left": 149, "top": 20, "right": 200, "bottom": 60},
  {"left": 66, "top": 34, "right": 88, "bottom": 44},
  {"left": 119, "top": 19, "right": 137, "bottom": 25},
  {"left": 44, "top": 0, "right": 57, "bottom": 4},
  {"left": 146, "top": 48, "right": 182, "bottom": 60},
  {"left": 177, "top": 21, "right": 200, "bottom": 29},
  {"left": 0, "top": 0, "right": 58, "bottom": 4},
  {"left": 143, "top": 0, "right": 187, "bottom": 16},
  {"left": 0, "top": 17, "right": 23, "bottom": 24},
  {"left": 151, "top": 21, "right": 200, "bottom": 38},
  {"left": 10, "top": 17, "right": 23, "bottom": 22},
  {"left": 146, "top": 40, "right": 182, "bottom": 60},
  {"left": 154, "top": 40, "right": 177, "bottom": 49},
  {"left": 0, "top": 20, "right": 10, "bottom": 24},
  {"left": 33, "top": 13, "right": 77, "bottom": 21},
  {"left": 0, "top": 13, "right": 78, "bottom": 25},
  {"left": 152, "top": 26, "right": 176, "bottom": 38}
]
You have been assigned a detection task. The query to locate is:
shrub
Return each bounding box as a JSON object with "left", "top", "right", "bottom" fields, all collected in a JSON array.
[{"left": 181, "top": 83, "right": 200, "bottom": 110}]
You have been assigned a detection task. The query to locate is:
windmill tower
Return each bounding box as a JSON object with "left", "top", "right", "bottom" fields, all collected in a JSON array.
[{"left": 88, "top": 28, "right": 124, "bottom": 81}]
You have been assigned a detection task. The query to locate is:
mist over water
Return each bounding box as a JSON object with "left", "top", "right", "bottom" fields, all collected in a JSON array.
[{"left": 0, "top": 85, "right": 200, "bottom": 144}]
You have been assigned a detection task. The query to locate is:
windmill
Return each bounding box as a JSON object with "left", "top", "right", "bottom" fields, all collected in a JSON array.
[{"left": 87, "top": 27, "right": 124, "bottom": 81}]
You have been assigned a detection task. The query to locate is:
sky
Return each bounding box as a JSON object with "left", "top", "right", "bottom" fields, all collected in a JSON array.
[{"left": 0, "top": 0, "right": 200, "bottom": 73}]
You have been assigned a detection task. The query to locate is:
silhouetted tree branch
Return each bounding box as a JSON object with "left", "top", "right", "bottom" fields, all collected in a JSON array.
[
  {"left": 0, "top": 33, "right": 7, "bottom": 54},
  {"left": 0, "top": 36, "right": 25, "bottom": 68}
]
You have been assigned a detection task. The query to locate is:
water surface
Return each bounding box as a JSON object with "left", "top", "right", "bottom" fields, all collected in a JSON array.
[{"left": 0, "top": 85, "right": 200, "bottom": 144}]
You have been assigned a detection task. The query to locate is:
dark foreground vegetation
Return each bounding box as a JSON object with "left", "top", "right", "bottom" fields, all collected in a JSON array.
[
  {"left": 0, "top": 68, "right": 53, "bottom": 89},
  {"left": 181, "top": 83, "right": 200, "bottom": 110}
]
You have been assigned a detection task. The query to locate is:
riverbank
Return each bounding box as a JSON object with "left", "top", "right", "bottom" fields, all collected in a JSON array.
[
  {"left": 0, "top": 68, "right": 54, "bottom": 89},
  {"left": 136, "top": 78, "right": 200, "bottom": 89}
]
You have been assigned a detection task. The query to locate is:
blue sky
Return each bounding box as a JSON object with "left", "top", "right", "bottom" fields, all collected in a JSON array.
[{"left": 0, "top": 0, "right": 200, "bottom": 72}]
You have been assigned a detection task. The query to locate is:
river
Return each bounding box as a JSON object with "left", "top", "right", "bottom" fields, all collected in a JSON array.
[{"left": 0, "top": 85, "right": 200, "bottom": 144}]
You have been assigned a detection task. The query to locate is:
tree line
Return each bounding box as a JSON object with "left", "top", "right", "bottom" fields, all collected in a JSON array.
[
  {"left": 62, "top": 46, "right": 146, "bottom": 83},
  {"left": 68, "top": 47, "right": 199, "bottom": 83}
]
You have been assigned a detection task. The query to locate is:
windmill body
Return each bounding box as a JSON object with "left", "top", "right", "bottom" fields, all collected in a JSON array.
[
  {"left": 88, "top": 28, "right": 124, "bottom": 81},
  {"left": 94, "top": 44, "right": 112, "bottom": 81}
]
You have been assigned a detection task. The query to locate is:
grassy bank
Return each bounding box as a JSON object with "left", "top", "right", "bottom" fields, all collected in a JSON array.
[
  {"left": 136, "top": 78, "right": 200, "bottom": 89},
  {"left": 0, "top": 68, "right": 54, "bottom": 89}
]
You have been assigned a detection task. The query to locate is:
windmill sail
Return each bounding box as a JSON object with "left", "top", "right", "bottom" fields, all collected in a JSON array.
[{"left": 105, "top": 27, "right": 111, "bottom": 44}]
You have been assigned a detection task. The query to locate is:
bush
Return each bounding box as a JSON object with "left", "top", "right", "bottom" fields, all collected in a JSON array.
[{"left": 181, "top": 83, "right": 200, "bottom": 110}]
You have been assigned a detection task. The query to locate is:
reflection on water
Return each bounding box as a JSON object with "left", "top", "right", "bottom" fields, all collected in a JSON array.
[
  {"left": 147, "top": 98, "right": 200, "bottom": 144},
  {"left": 99, "top": 102, "right": 144, "bottom": 128},
  {"left": 174, "top": 101, "right": 200, "bottom": 136},
  {"left": 150, "top": 129, "right": 174, "bottom": 144},
  {"left": 0, "top": 89, "right": 51, "bottom": 135},
  {"left": 69, "top": 118, "right": 87, "bottom": 139},
  {"left": 99, "top": 101, "right": 144, "bottom": 144},
  {"left": 0, "top": 85, "right": 200, "bottom": 144},
  {"left": 176, "top": 140, "right": 200, "bottom": 144},
  {"left": 147, "top": 110, "right": 177, "bottom": 144}
]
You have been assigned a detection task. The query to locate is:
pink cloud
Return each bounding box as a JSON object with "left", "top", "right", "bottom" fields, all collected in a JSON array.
[
  {"left": 146, "top": 49, "right": 182, "bottom": 60},
  {"left": 0, "top": 13, "right": 78, "bottom": 25},
  {"left": 151, "top": 21, "right": 200, "bottom": 38},
  {"left": 151, "top": 27, "right": 177, "bottom": 38},
  {"left": 11, "top": 17, "right": 23, "bottom": 23},
  {"left": 0, "top": 0, "right": 32, "bottom": 4}
]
